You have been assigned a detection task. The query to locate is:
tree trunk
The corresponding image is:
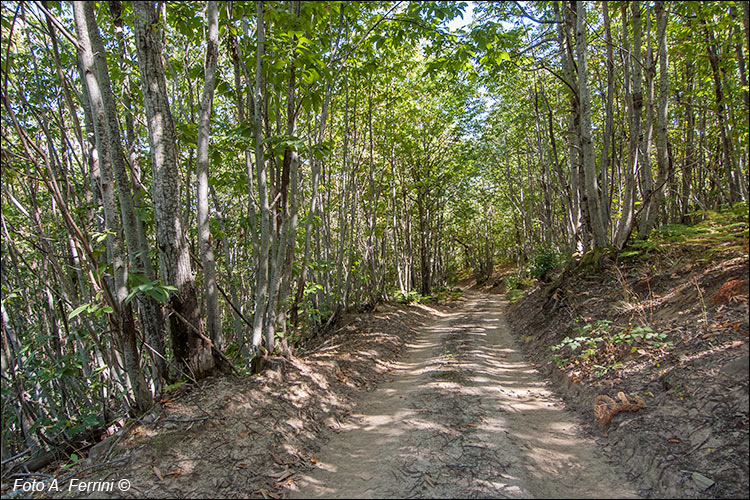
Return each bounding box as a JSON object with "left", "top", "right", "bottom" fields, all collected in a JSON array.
[
  {"left": 703, "top": 19, "right": 741, "bottom": 203},
  {"left": 682, "top": 56, "right": 695, "bottom": 222},
  {"left": 555, "top": 1, "right": 581, "bottom": 251},
  {"left": 638, "top": 1, "right": 669, "bottom": 239},
  {"left": 576, "top": 1, "right": 608, "bottom": 248},
  {"left": 132, "top": 1, "right": 214, "bottom": 378},
  {"left": 251, "top": 0, "right": 272, "bottom": 356},
  {"left": 73, "top": 1, "right": 152, "bottom": 410},
  {"left": 601, "top": 1, "right": 614, "bottom": 232},
  {"left": 196, "top": 1, "right": 224, "bottom": 360},
  {"left": 264, "top": 1, "right": 300, "bottom": 349},
  {"left": 637, "top": 9, "right": 656, "bottom": 239},
  {"left": 108, "top": 0, "right": 167, "bottom": 385},
  {"left": 614, "top": 1, "right": 643, "bottom": 249}
]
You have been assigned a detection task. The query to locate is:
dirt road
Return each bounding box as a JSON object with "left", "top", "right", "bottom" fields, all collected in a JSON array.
[{"left": 287, "top": 293, "right": 639, "bottom": 498}]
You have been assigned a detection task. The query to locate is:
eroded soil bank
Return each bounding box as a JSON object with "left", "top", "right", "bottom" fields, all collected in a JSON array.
[{"left": 506, "top": 244, "right": 749, "bottom": 499}]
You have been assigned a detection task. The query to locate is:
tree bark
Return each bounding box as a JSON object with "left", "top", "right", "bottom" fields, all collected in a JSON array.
[
  {"left": 614, "top": 1, "right": 643, "bottom": 249},
  {"left": 251, "top": 0, "right": 272, "bottom": 356},
  {"left": 73, "top": 1, "right": 152, "bottom": 410},
  {"left": 702, "top": 18, "right": 741, "bottom": 203},
  {"left": 601, "top": 1, "right": 614, "bottom": 231},
  {"left": 682, "top": 55, "right": 695, "bottom": 222},
  {"left": 638, "top": 1, "right": 669, "bottom": 239},
  {"left": 196, "top": 1, "right": 223, "bottom": 360},
  {"left": 555, "top": 1, "right": 581, "bottom": 251},
  {"left": 576, "top": 1, "right": 608, "bottom": 248},
  {"left": 108, "top": 0, "right": 167, "bottom": 385},
  {"left": 132, "top": 1, "right": 213, "bottom": 378}
]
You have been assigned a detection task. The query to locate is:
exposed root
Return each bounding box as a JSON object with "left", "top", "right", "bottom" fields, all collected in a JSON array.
[
  {"left": 594, "top": 392, "right": 646, "bottom": 425},
  {"left": 712, "top": 278, "right": 744, "bottom": 306}
]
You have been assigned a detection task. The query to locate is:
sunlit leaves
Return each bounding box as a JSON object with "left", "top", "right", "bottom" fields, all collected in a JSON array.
[{"left": 67, "top": 302, "right": 114, "bottom": 320}]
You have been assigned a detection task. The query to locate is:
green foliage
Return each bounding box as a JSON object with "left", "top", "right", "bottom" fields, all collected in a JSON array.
[
  {"left": 618, "top": 239, "right": 660, "bottom": 259},
  {"left": 529, "top": 246, "right": 561, "bottom": 281},
  {"left": 125, "top": 274, "right": 178, "bottom": 305},
  {"left": 394, "top": 290, "right": 421, "bottom": 304},
  {"left": 434, "top": 287, "right": 465, "bottom": 302},
  {"left": 301, "top": 282, "right": 324, "bottom": 324},
  {"left": 506, "top": 288, "right": 525, "bottom": 303},
  {"left": 504, "top": 273, "right": 523, "bottom": 291},
  {"left": 549, "top": 319, "right": 674, "bottom": 377},
  {"left": 393, "top": 286, "right": 464, "bottom": 305},
  {"left": 68, "top": 301, "right": 114, "bottom": 320},
  {"left": 504, "top": 272, "right": 531, "bottom": 303},
  {"left": 620, "top": 202, "right": 749, "bottom": 259},
  {"left": 164, "top": 380, "right": 188, "bottom": 392}
]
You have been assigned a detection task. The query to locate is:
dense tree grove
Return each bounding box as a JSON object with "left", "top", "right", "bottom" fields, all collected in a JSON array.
[{"left": 1, "top": 1, "right": 747, "bottom": 465}]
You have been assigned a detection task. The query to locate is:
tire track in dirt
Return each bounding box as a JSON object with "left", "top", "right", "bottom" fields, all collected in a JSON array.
[{"left": 286, "top": 293, "right": 640, "bottom": 498}]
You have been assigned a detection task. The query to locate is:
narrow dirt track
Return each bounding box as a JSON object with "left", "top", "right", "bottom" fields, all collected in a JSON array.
[{"left": 287, "top": 293, "right": 640, "bottom": 499}]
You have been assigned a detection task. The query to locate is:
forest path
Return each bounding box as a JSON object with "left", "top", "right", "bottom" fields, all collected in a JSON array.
[{"left": 287, "top": 293, "right": 639, "bottom": 499}]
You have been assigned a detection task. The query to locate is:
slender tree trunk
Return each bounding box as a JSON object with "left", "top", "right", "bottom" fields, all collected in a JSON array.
[
  {"left": 601, "top": 1, "right": 614, "bottom": 232},
  {"left": 133, "top": 1, "right": 214, "bottom": 378},
  {"left": 264, "top": 0, "right": 300, "bottom": 350},
  {"left": 336, "top": 71, "right": 350, "bottom": 305},
  {"left": 107, "top": 0, "right": 167, "bottom": 385},
  {"left": 614, "top": 1, "right": 643, "bottom": 249},
  {"left": 73, "top": 1, "right": 151, "bottom": 410},
  {"left": 703, "top": 19, "right": 741, "bottom": 203},
  {"left": 682, "top": 56, "right": 695, "bottom": 222},
  {"left": 196, "top": 2, "right": 224, "bottom": 360},
  {"left": 418, "top": 182, "right": 431, "bottom": 296},
  {"left": 251, "top": 0, "right": 272, "bottom": 355},
  {"left": 227, "top": 13, "right": 256, "bottom": 355},
  {"left": 555, "top": 1, "right": 581, "bottom": 251},
  {"left": 576, "top": 1, "right": 608, "bottom": 248},
  {"left": 638, "top": 9, "right": 656, "bottom": 239},
  {"left": 292, "top": 89, "right": 330, "bottom": 326},
  {"left": 639, "top": 1, "right": 669, "bottom": 239},
  {"left": 730, "top": 6, "right": 749, "bottom": 116}
]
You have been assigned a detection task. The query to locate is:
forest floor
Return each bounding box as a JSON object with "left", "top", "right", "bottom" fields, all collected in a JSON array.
[{"left": 24, "top": 301, "right": 444, "bottom": 499}]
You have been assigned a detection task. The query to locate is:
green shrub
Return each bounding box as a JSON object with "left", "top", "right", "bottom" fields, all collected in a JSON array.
[
  {"left": 504, "top": 272, "right": 523, "bottom": 291},
  {"left": 529, "top": 246, "right": 560, "bottom": 281},
  {"left": 394, "top": 290, "right": 420, "bottom": 304},
  {"left": 507, "top": 288, "right": 524, "bottom": 303},
  {"left": 548, "top": 319, "right": 673, "bottom": 376}
]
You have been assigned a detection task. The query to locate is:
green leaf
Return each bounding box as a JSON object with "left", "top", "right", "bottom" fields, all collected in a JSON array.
[
  {"left": 146, "top": 287, "right": 169, "bottom": 303},
  {"left": 164, "top": 380, "right": 187, "bottom": 391},
  {"left": 125, "top": 288, "right": 139, "bottom": 305},
  {"left": 68, "top": 304, "right": 90, "bottom": 320},
  {"left": 619, "top": 250, "right": 641, "bottom": 258}
]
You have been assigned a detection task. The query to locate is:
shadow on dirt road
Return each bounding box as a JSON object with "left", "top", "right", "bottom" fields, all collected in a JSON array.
[{"left": 287, "top": 293, "right": 640, "bottom": 498}]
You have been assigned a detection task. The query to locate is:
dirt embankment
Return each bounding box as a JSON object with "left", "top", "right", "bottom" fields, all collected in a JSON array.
[
  {"left": 506, "top": 239, "right": 749, "bottom": 498},
  {"left": 2, "top": 302, "right": 449, "bottom": 499}
]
